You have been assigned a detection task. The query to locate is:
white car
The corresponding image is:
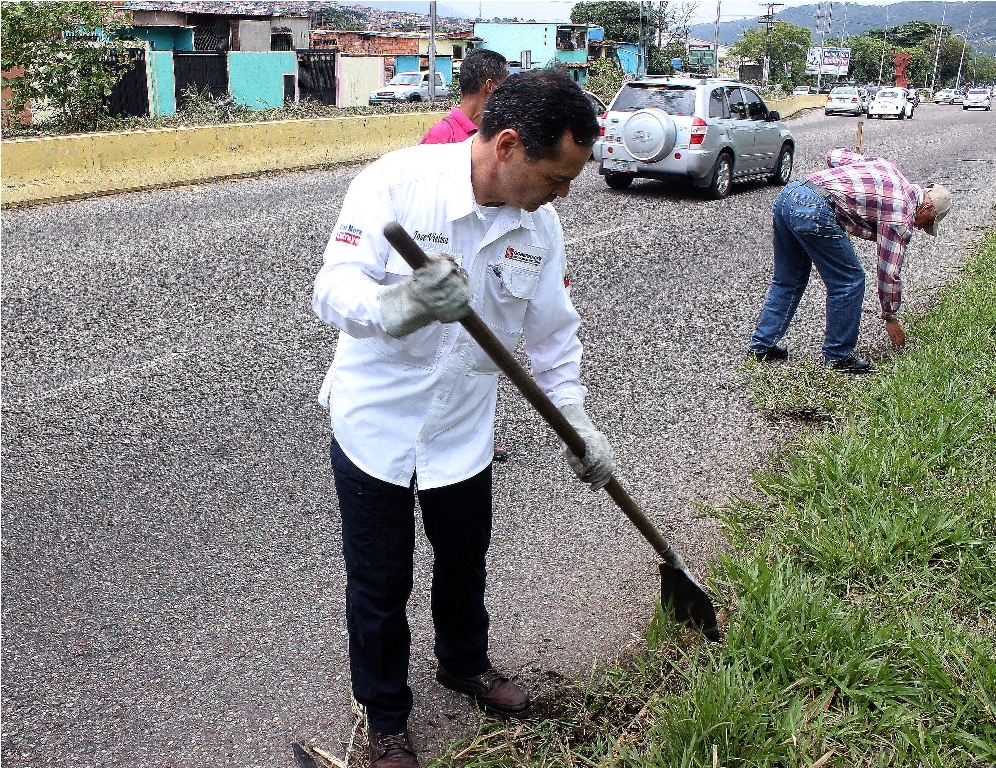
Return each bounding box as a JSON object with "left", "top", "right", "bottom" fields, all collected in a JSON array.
[
  {"left": 934, "top": 89, "right": 955, "bottom": 104},
  {"left": 963, "top": 88, "right": 992, "bottom": 110},
  {"left": 868, "top": 88, "right": 913, "bottom": 119},
  {"left": 793, "top": 85, "right": 812, "bottom": 95},
  {"left": 825, "top": 85, "right": 864, "bottom": 116},
  {"left": 369, "top": 71, "right": 449, "bottom": 104}
]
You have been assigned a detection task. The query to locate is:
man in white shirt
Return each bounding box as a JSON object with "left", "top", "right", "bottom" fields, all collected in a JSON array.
[{"left": 312, "top": 69, "right": 609, "bottom": 767}]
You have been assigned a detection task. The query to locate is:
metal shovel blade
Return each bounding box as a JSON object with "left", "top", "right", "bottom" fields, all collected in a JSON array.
[{"left": 660, "top": 563, "right": 721, "bottom": 642}]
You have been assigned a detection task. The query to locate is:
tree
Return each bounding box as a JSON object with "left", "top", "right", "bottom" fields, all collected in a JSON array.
[
  {"left": 571, "top": 1, "right": 697, "bottom": 75},
  {"left": 584, "top": 57, "right": 625, "bottom": 103},
  {"left": 728, "top": 22, "right": 811, "bottom": 88},
  {"left": 1, "top": 1, "right": 130, "bottom": 130},
  {"left": 848, "top": 26, "right": 967, "bottom": 87}
]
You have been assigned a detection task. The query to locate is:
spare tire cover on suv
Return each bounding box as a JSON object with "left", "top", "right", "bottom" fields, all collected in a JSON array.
[{"left": 621, "top": 108, "right": 677, "bottom": 163}]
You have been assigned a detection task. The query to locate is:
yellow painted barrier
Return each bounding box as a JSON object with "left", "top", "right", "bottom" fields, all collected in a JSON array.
[
  {"left": 1, "top": 111, "right": 443, "bottom": 207},
  {"left": 768, "top": 94, "right": 826, "bottom": 118},
  {"left": 1, "top": 97, "right": 827, "bottom": 208}
]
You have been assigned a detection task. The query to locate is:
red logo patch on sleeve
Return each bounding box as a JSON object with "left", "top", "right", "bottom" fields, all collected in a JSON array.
[{"left": 335, "top": 224, "right": 363, "bottom": 246}]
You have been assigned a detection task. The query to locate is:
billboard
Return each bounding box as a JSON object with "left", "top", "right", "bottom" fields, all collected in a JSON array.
[
  {"left": 805, "top": 47, "right": 851, "bottom": 77},
  {"left": 687, "top": 44, "right": 715, "bottom": 69}
]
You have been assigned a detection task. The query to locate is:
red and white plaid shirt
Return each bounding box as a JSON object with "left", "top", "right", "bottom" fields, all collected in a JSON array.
[{"left": 807, "top": 149, "right": 923, "bottom": 321}]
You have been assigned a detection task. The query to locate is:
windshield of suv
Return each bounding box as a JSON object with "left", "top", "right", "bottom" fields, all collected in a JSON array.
[
  {"left": 611, "top": 84, "right": 697, "bottom": 115},
  {"left": 389, "top": 74, "right": 422, "bottom": 86},
  {"left": 830, "top": 87, "right": 856, "bottom": 95}
]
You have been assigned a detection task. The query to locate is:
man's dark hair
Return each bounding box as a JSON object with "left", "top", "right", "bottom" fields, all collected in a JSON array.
[
  {"left": 479, "top": 68, "right": 599, "bottom": 160},
  {"left": 459, "top": 48, "right": 508, "bottom": 96}
]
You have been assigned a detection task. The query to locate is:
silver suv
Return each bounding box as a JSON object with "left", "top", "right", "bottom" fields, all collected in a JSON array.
[{"left": 593, "top": 77, "right": 796, "bottom": 198}]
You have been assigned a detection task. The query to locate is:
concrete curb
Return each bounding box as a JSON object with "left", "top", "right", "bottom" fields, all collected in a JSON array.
[{"left": 1, "top": 111, "right": 443, "bottom": 208}]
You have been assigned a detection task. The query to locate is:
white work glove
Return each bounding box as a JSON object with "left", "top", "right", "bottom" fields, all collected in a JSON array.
[
  {"left": 559, "top": 403, "right": 615, "bottom": 491},
  {"left": 377, "top": 254, "right": 471, "bottom": 338}
]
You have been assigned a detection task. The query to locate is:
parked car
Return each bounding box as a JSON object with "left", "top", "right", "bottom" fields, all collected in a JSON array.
[
  {"left": 369, "top": 71, "right": 449, "bottom": 104},
  {"left": 934, "top": 88, "right": 956, "bottom": 104},
  {"left": 964, "top": 87, "right": 993, "bottom": 110},
  {"left": 593, "top": 77, "right": 796, "bottom": 198},
  {"left": 825, "top": 85, "right": 864, "bottom": 116},
  {"left": 867, "top": 87, "right": 914, "bottom": 119},
  {"left": 951, "top": 88, "right": 965, "bottom": 105},
  {"left": 793, "top": 85, "right": 812, "bottom": 95}
]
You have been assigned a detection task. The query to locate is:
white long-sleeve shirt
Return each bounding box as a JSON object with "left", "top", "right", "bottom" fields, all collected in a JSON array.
[{"left": 312, "top": 138, "right": 587, "bottom": 489}]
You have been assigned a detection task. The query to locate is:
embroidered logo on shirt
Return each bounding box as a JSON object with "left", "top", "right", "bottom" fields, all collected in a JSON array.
[
  {"left": 414, "top": 231, "right": 450, "bottom": 246},
  {"left": 335, "top": 224, "right": 362, "bottom": 246},
  {"left": 503, "top": 246, "right": 542, "bottom": 267}
]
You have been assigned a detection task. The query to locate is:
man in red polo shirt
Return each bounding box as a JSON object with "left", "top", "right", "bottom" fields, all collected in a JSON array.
[
  {"left": 423, "top": 48, "right": 512, "bottom": 462},
  {"left": 421, "top": 48, "right": 508, "bottom": 145}
]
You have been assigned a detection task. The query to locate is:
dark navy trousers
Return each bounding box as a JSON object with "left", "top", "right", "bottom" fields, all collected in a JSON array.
[{"left": 330, "top": 437, "right": 493, "bottom": 735}]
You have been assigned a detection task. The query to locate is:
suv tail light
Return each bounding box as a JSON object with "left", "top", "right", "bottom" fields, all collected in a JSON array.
[
  {"left": 689, "top": 117, "right": 707, "bottom": 146},
  {"left": 599, "top": 111, "right": 607, "bottom": 136},
  {"left": 851, "top": 97, "right": 858, "bottom": 103}
]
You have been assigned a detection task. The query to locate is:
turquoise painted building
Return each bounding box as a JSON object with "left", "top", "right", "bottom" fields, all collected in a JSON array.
[
  {"left": 472, "top": 22, "right": 589, "bottom": 83},
  {"left": 617, "top": 43, "right": 646, "bottom": 76},
  {"left": 127, "top": 25, "right": 195, "bottom": 52},
  {"left": 229, "top": 52, "right": 298, "bottom": 109}
]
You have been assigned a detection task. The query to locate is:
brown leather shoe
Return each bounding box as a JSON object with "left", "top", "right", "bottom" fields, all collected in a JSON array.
[
  {"left": 368, "top": 729, "right": 418, "bottom": 768},
  {"left": 435, "top": 666, "right": 531, "bottom": 718}
]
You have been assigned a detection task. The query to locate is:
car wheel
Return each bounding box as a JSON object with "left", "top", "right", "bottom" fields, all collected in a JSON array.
[
  {"left": 824, "top": 110, "right": 830, "bottom": 116},
  {"left": 706, "top": 153, "right": 733, "bottom": 200},
  {"left": 604, "top": 173, "right": 633, "bottom": 190},
  {"left": 770, "top": 144, "right": 793, "bottom": 186},
  {"left": 963, "top": 105, "right": 969, "bottom": 110},
  {"left": 408, "top": 94, "right": 422, "bottom": 102}
]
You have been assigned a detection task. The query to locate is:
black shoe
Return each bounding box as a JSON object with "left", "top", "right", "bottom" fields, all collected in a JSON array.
[
  {"left": 436, "top": 666, "right": 531, "bottom": 718},
  {"left": 827, "top": 355, "right": 873, "bottom": 374},
  {"left": 492, "top": 443, "right": 509, "bottom": 462},
  {"left": 749, "top": 343, "right": 789, "bottom": 362}
]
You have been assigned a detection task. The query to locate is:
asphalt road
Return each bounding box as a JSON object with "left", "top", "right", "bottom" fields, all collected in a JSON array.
[{"left": 3, "top": 104, "right": 994, "bottom": 767}]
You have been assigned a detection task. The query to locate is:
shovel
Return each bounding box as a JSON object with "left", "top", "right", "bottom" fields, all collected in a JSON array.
[{"left": 384, "top": 222, "right": 720, "bottom": 641}]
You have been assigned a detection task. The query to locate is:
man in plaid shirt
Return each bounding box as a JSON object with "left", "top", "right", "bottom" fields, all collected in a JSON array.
[{"left": 749, "top": 148, "right": 952, "bottom": 373}]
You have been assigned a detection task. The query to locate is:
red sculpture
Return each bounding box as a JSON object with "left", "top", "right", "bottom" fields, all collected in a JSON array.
[{"left": 893, "top": 53, "right": 911, "bottom": 88}]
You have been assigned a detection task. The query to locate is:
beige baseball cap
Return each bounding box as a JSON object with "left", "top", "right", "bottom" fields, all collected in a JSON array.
[{"left": 924, "top": 183, "right": 952, "bottom": 236}]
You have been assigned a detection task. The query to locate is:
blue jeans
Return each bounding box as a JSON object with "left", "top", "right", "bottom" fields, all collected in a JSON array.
[
  {"left": 750, "top": 181, "right": 865, "bottom": 362},
  {"left": 330, "top": 437, "right": 493, "bottom": 735}
]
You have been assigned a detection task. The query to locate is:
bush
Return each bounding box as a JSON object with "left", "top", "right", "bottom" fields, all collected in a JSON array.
[{"left": 1, "top": 1, "right": 130, "bottom": 132}]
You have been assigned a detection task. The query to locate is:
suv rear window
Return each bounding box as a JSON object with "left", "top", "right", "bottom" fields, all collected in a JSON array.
[{"left": 611, "top": 84, "right": 697, "bottom": 116}]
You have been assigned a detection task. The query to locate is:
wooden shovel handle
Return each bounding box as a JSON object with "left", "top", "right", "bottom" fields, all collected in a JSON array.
[{"left": 383, "top": 222, "right": 682, "bottom": 567}]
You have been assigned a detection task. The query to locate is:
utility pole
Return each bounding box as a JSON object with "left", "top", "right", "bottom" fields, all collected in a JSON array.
[
  {"left": 759, "top": 2, "right": 784, "bottom": 87},
  {"left": 930, "top": 2, "right": 947, "bottom": 93},
  {"left": 877, "top": 4, "right": 889, "bottom": 86},
  {"left": 428, "top": 1, "right": 436, "bottom": 100},
  {"left": 714, "top": 1, "right": 721, "bottom": 77},
  {"left": 955, "top": 2, "right": 976, "bottom": 90},
  {"left": 840, "top": 2, "right": 848, "bottom": 43},
  {"left": 815, "top": 2, "right": 831, "bottom": 91}
]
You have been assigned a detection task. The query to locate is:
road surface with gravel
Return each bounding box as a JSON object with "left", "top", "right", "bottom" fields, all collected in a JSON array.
[{"left": 2, "top": 103, "right": 994, "bottom": 766}]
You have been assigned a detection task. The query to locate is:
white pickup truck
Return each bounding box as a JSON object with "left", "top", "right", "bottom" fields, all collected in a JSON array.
[{"left": 369, "top": 71, "right": 450, "bottom": 104}]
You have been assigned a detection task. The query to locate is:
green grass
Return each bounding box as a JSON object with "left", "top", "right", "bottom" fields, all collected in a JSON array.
[{"left": 431, "top": 230, "right": 996, "bottom": 768}]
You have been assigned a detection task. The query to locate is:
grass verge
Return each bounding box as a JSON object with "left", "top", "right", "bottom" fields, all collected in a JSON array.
[{"left": 431, "top": 230, "right": 996, "bottom": 767}]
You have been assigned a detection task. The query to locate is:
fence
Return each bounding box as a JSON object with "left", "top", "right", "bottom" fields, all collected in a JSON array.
[{"left": 297, "top": 51, "right": 337, "bottom": 105}]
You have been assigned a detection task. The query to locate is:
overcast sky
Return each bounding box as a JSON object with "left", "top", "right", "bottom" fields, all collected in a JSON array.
[{"left": 452, "top": 1, "right": 931, "bottom": 26}]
